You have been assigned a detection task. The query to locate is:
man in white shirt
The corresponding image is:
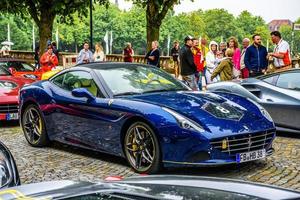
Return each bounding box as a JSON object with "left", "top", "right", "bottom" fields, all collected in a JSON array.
[{"left": 268, "top": 31, "right": 291, "bottom": 72}]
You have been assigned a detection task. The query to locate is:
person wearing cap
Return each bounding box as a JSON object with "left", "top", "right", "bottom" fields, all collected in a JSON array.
[
  {"left": 179, "top": 36, "right": 198, "bottom": 90},
  {"left": 39, "top": 44, "right": 59, "bottom": 72},
  {"left": 268, "top": 31, "right": 291, "bottom": 72}
]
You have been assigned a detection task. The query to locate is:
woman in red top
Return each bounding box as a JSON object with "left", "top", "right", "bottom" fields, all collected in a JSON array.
[
  {"left": 192, "top": 38, "right": 205, "bottom": 90},
  {"left": 39, "top": 45, "right": 59, "bottom": 72},
  {"left": 123, "top": 43, "right": 134, "bottom": 62}
]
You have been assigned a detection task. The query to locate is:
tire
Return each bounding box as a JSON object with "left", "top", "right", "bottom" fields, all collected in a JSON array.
[
  {"left": 21, "top": 104, "right": 49, "bottom": 147},
  {"left": 124, "top": 122, "right": 161, "bottom": 174}
]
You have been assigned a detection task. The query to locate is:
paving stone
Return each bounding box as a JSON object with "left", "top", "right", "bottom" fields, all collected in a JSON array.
[{"left": 0, "top": 124, "right": 299, "bottom": 192}]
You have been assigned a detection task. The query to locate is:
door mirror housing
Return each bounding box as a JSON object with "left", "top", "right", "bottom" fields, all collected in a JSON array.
[{"left": 71, "top": 88, "right": 96, "bottom": 102}]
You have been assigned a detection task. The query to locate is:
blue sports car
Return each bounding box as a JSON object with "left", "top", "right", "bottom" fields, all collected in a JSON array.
[{"left": 19, "top": 63, "right": 276, "bottom": 174}]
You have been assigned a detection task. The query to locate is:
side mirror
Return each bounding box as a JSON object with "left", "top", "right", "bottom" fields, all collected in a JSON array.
[
  {"left": 8, "top": 67, "right": 16, "bottom": 74},
  {"left": 71, "top": 88, "right": 95, "bottom": 102}
]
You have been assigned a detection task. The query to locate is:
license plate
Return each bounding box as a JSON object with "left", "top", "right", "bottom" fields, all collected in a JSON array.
[
  {"left": 236, "top": 149, "right": 266, "bottom": 163},
  {"left": 6, "top": 113, "right": 19, "bottom": 120}
]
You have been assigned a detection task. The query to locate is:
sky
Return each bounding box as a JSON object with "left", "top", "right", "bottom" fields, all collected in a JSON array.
[{"left": 114, "top": 0, "right": 300, "bottom": 23}]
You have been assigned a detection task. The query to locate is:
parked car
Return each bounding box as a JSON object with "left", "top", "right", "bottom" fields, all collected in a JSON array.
[
  {"left": 207, "top": 69, "right": 300, "bottom": 134},
  {"left": 0, "top": 58, "right": 42, "bottom": 80},
  {"left": 19, "top": 63, "right": 275, "bottom": 174},
  {"left": 0, "top": 175, "right": 300, "bottom": 200},
  {"left": 0, "top": 66, "right": 34, "bottom": 121},
  {"left": 0, "top": 141, "right": 20, "bottom": 188}
]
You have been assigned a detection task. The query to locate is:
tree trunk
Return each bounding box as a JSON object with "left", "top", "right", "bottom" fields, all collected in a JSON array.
[
  {"left": 146, "top": 3, "right": 161, "bottom": 51},
  {"left": 146, "top": 22, "right": 160, "bottom": 51},
  {"left": 37, "top": 11, "right": 55, "bottom": 55}
]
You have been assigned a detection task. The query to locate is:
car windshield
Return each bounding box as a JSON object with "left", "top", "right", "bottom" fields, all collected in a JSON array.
[
  {"left": 95, "top": 65, "right": 189, "bottom": 96},
  {"left": 0, "top": 66, "right": 10, "bottom": 76},
  {"left": 6, "top": 61, "right": 35, "bottom": 72}
]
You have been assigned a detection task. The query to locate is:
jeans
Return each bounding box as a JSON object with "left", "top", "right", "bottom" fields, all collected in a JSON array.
[{"left": 182, "top": 74, "right": 198, "bottom": 90}]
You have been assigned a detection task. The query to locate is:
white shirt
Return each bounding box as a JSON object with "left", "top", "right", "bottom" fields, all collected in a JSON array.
[{"left": 273, "top": 39, "right": 291, "bottom": 67}]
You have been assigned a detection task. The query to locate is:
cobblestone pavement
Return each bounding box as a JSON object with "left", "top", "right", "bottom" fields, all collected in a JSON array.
[{"left": 1, "top": 122, "right": 300, "bottom": 192}]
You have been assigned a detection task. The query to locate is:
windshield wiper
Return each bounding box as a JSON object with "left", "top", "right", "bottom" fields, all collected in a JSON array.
[
  {"left": 114, "top": 91, "right": 143, "bottom": 96},
  {"left": 143, "top": 88, "right": 186, "bottom": 94}
]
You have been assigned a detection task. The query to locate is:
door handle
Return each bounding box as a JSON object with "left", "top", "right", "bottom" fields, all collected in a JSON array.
[{"left": 266, "top": 99, "right": 273, "bottom": 102}]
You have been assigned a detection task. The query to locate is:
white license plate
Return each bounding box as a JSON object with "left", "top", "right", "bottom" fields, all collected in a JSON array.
[
  {"left": 236, "top": 149, "right": 266, "bottom": 163},
  {"left": 6, "top": 113, "right": 19, "bottom": 120}
]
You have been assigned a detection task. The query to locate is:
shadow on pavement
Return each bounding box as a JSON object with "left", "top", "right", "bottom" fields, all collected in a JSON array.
[
  {"left": 51, "top": 141, "right": 129, "bottom": 168},
  {"left": 0, "top": 121, "right": 19, "bottom": 127}
]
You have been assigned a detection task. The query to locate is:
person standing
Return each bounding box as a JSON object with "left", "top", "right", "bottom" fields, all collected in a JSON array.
[
  {"left": 240, "top": 38, "right": 250, "bottom": 78},
  {"left": 51, "top": 42, "right": 59, "bottom": 62},
  {"left": 145, "top": 41, "right": 160, "bottom": 67},
  {"left": 171, "top": 41, "right": 180, "bottom": 78},
  {"left": 123, "top": 42, "right": 134, "bottom": 62},
  {"left": 94, "top": 43, "right": 105, "bottom": 62},
  {"left": 268, "top": 31, "right": 291, "bottom": 72},
  {"left": 211, "top": 48, "right": 234, "bottom": 82},
  {"left": 205, "top": 41, "right": 219, "bottom": 84},
  {"left": 179, "top": 36, "right": 198, "bottom": 90},
  {"left": 39, "top": 44, "right": 58, "bottom": 72},
  {"left": 244, "top": 34, "right": 268, "bottom": 77},
  {"left": 228, "top": 37, "right": 241, "bottom": 79},
  {"left": 192, "top": 38, "right": 206, "bottom": 90},
  {"left": 77, "top": 42, "right": 93, "bottom": 64},
  {"left": 219, "top": 42, "right": 227, "bottom": 57},
  {"left": 34, "top": 46, "right": 40, "bottom": 69}
]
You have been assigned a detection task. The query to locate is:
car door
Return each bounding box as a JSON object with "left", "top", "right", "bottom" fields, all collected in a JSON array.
[
  {"left": 49, "top": 70, "right": 122, "bottom": 153},
  {"left": 259, "top": 71, "right": 300, "bottom": 130}
]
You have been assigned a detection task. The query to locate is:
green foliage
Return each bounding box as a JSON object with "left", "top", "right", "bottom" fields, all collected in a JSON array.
[{"left": 1, "top": 4, "right": 299, "bottom": 55}]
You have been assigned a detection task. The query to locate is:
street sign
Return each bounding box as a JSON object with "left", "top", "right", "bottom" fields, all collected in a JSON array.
[{"left": 294, "top": 24, "right": 300, "bottom": 31}]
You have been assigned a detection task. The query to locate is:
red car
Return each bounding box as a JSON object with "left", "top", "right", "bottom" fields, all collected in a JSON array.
[
  {"left": 0, "top": 58, "right": 43, "bottom": 80},
  {"left": 0, "top": 66, "right": 34, "bottom": 121}
]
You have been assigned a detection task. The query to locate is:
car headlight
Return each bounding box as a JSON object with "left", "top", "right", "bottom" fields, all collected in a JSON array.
[
  {"left": 247, "top": 98, "right": 273, "bottom": 122},
  {"left": 162, "top": 107, "right": 205, "bottom": 132},
  {"left": 0, "top": 81, "right": 17, "bottom": 89},
  {"left": 0, "top": 144, "right": 19, "bottom": 188}
]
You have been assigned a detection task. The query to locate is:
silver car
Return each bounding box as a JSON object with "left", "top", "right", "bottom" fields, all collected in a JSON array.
[{"left": 207, "top": 69, "right": 300, "bottom": 133}]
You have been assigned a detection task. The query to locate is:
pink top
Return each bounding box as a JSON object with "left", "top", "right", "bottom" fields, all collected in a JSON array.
[{"left": 232, "top": 48, "right": 241, "bottom": 70}]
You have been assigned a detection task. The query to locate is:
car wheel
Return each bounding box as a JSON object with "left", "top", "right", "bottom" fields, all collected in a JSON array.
[
  {"left": 21, "top": 104, "right": 49, "bottom": 147},
  {"left": 124, "top": 122, "right": 161, "bottom": 174}
]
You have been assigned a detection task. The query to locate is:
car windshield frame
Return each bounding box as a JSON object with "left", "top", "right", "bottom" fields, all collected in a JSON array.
[
  {"left": 0, "top": 61, "right": 36, "bottom": 72},
  {"left": 93, "top": 64, "right": 190, "bottom": 97}
]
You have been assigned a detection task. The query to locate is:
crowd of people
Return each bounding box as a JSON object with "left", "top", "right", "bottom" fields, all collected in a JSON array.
[
  {"left": 33, "top": 30, "right": 291, "bottom": 88},
  {"left": 173, "top": 30, "right": 292, "bottom": 91}
]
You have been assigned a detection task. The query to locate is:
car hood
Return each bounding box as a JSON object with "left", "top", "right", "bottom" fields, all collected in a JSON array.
[
  {"left": 125, "top": 91, "right": 272, "bottom": 137},
  {"left": 0, "top": 76, "right": 34, "bottom": 103}
]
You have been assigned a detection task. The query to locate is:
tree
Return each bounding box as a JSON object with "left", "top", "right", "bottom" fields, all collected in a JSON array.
[
  {"left": 0, "top": 0, "right": 108, "bottom": 53},
  {"left": 132, "top": 0, "right": 184, "bottom": 50},
  {"left": 202, "top": 9, "right": 237, "bottom": 43}
]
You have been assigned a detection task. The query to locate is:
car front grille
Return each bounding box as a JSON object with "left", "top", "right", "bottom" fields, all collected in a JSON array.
[
  {"left": 0, "top": 104, "right": 19, "bottom": 113},
  {"left": 210, "top": 130, "right": 275, "bottom": 155}
]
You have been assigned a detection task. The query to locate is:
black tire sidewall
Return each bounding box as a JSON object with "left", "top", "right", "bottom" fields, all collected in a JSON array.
[
  {"left": 21, "top": 104, "right": 49, "bottom": 147},
  {"left": 124, "top": 121, "right": 161, "bottom": 174}
]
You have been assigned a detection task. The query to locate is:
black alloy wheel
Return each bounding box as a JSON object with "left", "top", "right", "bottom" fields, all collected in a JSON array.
[
  {"left": 21, "top": 104, "right": 49, "bottom": 147},
  {"left": 124, "top": 122, "right": 161, "bottom": 174}
]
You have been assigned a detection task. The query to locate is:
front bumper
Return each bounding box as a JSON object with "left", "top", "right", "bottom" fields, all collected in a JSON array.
[
  {"left": 163, "top": 147, "right": 274, "bottom": 167},
  {"left": 161, "top": 128, "right": 276, "bottom": 168}
]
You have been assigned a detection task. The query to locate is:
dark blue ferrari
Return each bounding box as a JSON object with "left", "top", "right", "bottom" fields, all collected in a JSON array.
[{"left": 19, "top": 63, "right": 276, "bottom": 174}]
